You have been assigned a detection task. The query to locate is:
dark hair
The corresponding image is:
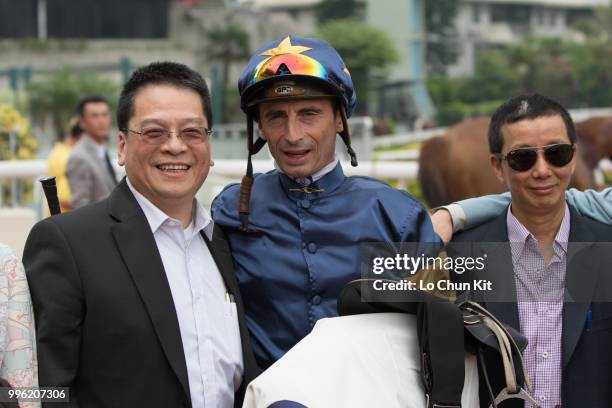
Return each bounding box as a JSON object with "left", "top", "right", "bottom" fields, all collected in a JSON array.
[
  {"left": 117, "top": 62, "right": 212, "bottom": 131},
  {"left": 488, "top": 93, "right": 576, "bottom": 153},
  {"left": 77, "top": 96, "right": 108, "bottom": 117}
]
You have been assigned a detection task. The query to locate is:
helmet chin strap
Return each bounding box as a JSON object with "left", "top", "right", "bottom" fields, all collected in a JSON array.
[
  {"left": 339, "top": 105, "right": 358, "bottom": 167},
  {"left": 239, "top": 111, "right": 267, "bottom": 232}
]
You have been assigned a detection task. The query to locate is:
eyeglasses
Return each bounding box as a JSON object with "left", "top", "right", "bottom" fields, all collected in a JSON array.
[
  {"left": 249, "top": 53, "right": 328, "bottom": 86},
  {"left": 122, "top": 126, "right": 212, "bottom": 146},
  {"left": 496, "top": 143, "right": 575, "bottom": 172}
]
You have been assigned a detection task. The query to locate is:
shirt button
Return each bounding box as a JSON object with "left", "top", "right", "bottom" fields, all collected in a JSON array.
[
  {"left": 539, "top": 395, "right": 546, "bottom": 402},
  {"left": 307, "top": 242, "right": 317, "bottom": 253},
  {"left": 312, "top": 295, "right": 321, "bottom": 305},
  {"left": 542, "top": 351, "right": 549, "bottom": 359},
  {"left": 300, "top": 199, "right": 311, "bottom": 209}
]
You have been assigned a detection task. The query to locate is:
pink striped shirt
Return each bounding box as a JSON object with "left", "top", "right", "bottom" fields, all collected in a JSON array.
[{"left": 507, "top": 203, "right": 570, "bottom": 408}]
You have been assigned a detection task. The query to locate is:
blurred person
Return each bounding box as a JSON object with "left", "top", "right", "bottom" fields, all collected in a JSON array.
[
  {"left": 23, "top": 63, "right": 257, "bottom": 408},
  {"left": 46, "top": 117, "right": 83, "bottom": 212},
  {"left": 0, "top": 244, "right": 38, "bottom": 408},
  {"left": 447, "top": 93, "right": 612, "bottom": 407},
  {"left": 211, "top": 35, "right": 441, "bottom": 369},
  {"left": 66, "top": 96, "right": 117, "bottom": 209}
]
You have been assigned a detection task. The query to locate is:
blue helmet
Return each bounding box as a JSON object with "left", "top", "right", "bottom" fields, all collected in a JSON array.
[
  {"left": 238, "top": 35, "right": 357, "bottom": 118},
  {"left": 236, "top": 35, "right": 358, "bottom": 232}
]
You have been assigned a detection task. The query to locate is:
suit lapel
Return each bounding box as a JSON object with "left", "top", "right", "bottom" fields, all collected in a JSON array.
[
  {"left": 477, "top": 212, "right": 520, "bottom": 331},
  {"left": 561, "top": 207, "right": 597, "bottom": 368},
  {"left": 202, "top": 225, "right": 239, "bottom": 296},
  {"left": 109, "top": 180, "right": 190, "bottom": 398}
]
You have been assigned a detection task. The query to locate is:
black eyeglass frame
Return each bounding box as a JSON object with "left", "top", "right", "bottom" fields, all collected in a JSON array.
[{"left": 495, "top": 143, "right": 575, "bottom": 172}]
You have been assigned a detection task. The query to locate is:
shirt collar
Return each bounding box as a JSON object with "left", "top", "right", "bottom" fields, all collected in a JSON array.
[
  {"left": 279, "top": 160, "right": 345, "bottom": 199},
  {"left": 126, "top": 177, "right": 213, "bottom": 240},
  {"left": 274, "top": 157, "right": 339, "bottom": 186},
  {"left": 85, "top": 134, "right": 107, "bottom": 159},
  {"left": 506, "top": 202, "right": 571, "bottom": 255}
]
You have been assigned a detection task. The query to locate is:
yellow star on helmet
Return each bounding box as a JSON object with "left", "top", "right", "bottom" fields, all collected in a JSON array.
[{"left": 260, "top": 36, "right": 312, "bottom": 57}]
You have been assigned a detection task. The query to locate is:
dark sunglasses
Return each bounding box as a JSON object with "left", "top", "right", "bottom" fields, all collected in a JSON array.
[{"left": 496, "top": 143, "right": 575, "bottom": 172}]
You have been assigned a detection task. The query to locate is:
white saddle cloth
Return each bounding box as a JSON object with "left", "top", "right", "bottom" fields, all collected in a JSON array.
[{"left": 243, "top": 313, "right": 480, "bottom": 408}]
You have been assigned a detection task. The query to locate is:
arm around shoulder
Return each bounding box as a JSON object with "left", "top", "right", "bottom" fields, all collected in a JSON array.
[{"left": 565, "top": 187, "right": 612, "bottom": 225}]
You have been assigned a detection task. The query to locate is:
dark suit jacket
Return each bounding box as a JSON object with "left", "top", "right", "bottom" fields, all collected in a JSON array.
[
  {"left": 23, "top": 179, "right": 258, "bottom": 408},
  {"left": 450, "top": 204, "right": 612, "bottom": 408}
]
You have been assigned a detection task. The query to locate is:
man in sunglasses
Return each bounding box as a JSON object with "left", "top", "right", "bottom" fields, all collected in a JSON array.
[
  {"left": 446, "top": 93, "right": 612, "bottom": 407},
  {"left": 211, "top": 35, "right": 441, "bottom": 369}
]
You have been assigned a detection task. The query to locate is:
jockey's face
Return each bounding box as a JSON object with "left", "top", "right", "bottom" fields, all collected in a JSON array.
[
  {"left": 491, "top": 114, "right": 575, "bottom": 218},
  {"left": 258, "top": 97, "right": 343, "bottom": 178}
]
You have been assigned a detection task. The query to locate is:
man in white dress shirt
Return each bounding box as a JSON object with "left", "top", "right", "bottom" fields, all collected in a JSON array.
[{"left": 24, "top": 62, "right": 258, "bottom": 408}]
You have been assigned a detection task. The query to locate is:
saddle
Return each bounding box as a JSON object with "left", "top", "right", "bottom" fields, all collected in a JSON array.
[{"left": 338, "top": 280, "right": 540, "bottom": 408}]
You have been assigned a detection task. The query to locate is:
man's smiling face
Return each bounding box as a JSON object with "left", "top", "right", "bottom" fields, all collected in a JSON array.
[{"left": 118, "top": 84, "right": 212, "bottom": 209}]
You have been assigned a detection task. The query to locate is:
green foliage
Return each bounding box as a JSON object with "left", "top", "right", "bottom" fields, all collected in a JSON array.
[
  {"left": 404, "top": 178, "right": 427, "bottom": 209},
  {"left": 429, "top": 34, "right": 612, "bottom": 125},
  {"left": 0, "top": 105, "right": 37, "bottom": 204},
  {"left": 315, "top": 0, "right": 359, "bottom": 24},
  {"left": 425, "top": 0, "right": 460, "bottom": 74},
  {"left": 206, "top": 24, "right": 250, "bottom": 123},
  {"left": 28, "top": 68, "right": 119, "bottom": 140},
  {"left": 0, "top": 104, "right": 37, "bottom": 160},
  {"left": 315, "top": 18, "right": 399, "bottom": 113},
  {"left": 572, "top": 4, "right": 612, "bottom": 42}
]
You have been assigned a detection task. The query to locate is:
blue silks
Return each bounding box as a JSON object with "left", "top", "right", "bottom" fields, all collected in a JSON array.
[{"left": 212, "top": 162, "right": 441, "bottom": 368}]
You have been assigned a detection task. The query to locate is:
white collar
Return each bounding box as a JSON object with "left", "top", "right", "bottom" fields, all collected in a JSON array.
[{"left": 126, "top": 177, "right": 213, "bottom": 240}]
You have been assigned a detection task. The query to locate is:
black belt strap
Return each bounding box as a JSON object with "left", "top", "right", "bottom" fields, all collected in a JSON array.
[
  {"left": 338, "top": 281, "right": 465, "bottom": 408},
  {"left": 418, "top": 300, "right": 464, "bottom": 408}
]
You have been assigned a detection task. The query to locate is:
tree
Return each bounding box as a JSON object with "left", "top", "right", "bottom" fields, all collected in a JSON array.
[
  {"left": 0, "top": 104, "right": 37, "bottom": 160},
  {"left": 315, "top": 18, "right": 399, "bottom": 113},
  {"left": 572, "top": 3, "right": 612, "bottom": 42},
  {"left": 0, "top": 104, "right": 38, "bottom": 205},
  {"left": 427, "top": 33, "right": 612, "bottom": 125},
  {"left": 425, "top": 0, "right": 460, "bottom": 75},
  {"left": 315, "top": 0, "right": 359, "bottom": 24},
  {"left": 28, "top": 68, "right": 118, "bottom": 140},
  {"left": 206, "top": 24, "right": 250, "bottom": 123}
]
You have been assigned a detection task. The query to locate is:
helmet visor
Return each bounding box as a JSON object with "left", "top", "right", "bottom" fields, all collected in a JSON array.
[{"left": 249, "top": 53, "right": 328, "bottom": 86}]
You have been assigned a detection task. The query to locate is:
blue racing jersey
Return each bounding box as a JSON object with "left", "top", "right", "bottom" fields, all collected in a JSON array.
[{"left": 212, "top": 162, "right": 441, "bottom": 368}]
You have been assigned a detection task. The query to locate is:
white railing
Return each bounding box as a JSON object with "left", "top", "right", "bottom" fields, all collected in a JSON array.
[
  {"left": 0, "top": 159, "right": 418, "bottom": 214},
  {"left": 372, "top": 127, "right": 447, "bottom": 149}
]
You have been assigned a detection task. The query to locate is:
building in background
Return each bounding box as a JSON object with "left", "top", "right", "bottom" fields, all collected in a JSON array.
[
  {"left": 0, "top": 0, "right": 431, "bottom": 133},
  {"left": 448, "top": 0, "right": 609, "bottom": 77},
  {"left": 365, "top": 0, "right": 434, "bottom": 127}
]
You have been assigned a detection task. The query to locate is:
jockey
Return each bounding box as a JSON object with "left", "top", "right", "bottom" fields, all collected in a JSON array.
[{"left": 211, "top": 35, "right": 441, "bottom": 369}]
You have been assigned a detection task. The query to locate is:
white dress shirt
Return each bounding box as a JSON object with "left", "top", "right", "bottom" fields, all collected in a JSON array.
[{"left": 127, "top": 178, "right": 243, "bottom": 408}]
